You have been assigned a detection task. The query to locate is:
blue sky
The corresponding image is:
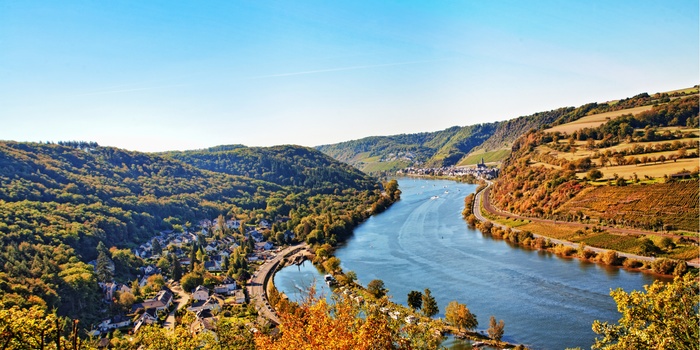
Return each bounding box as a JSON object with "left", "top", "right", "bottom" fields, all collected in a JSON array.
[{"left": 1, "top": 1, "right": 697, "bottom": 152}]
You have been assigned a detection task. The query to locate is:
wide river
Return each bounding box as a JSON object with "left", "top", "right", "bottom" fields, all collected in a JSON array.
[{"left": 274, "top": 178, "right": 661, "bottom": 349}]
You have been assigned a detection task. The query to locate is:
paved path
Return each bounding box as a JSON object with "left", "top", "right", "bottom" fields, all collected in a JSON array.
[
  {"left": 248, "top": 243, "right": 309, "bottom": 326},
  {"left": 473, "top": 181, "right": 699, "bottom": 268},
  {"left": 163, "top": 284, "right": 190, "bottom": 330}
]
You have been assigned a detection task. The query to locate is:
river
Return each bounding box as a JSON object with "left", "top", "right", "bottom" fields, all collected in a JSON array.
[{"left": 274, "top": 178, "right": 661, "bottom": 349}]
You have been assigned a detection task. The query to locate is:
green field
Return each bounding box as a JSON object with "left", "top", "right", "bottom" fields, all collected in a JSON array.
[
  {"left": 459, "top": 148, "right": 511, "bottom": 166},
  {"left": 361, "top": 159, "right": 411, "bottom": 174}
]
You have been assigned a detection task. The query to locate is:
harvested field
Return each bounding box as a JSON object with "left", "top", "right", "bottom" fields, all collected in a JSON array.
[{"left": 546, "top": 105, "right": 654, "bottom": 134}]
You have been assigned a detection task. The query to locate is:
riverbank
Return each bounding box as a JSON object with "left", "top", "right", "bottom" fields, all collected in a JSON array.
[
  {"left": 248, "top": 243, "right": 311, "bottom": 326},
  {"left": 470, "top": 182, "right": 699, "bottom": 273}
]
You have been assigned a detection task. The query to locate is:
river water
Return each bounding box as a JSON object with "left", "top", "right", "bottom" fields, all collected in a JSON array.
[{"left": 274, "top": 178, "right": 660, "bottom": 349}]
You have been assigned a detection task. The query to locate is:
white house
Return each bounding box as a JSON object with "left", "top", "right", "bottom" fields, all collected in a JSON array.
[
  {"left": 98, "top": 315, "right": 131, "bottom": 332},
  {"left": 192, "top": 285, "right": 209, "bottom": 301},
  {"left": 131, "top": 287, "right": 173, "bottom": 313},
  {"left": 213, "top": 277, "right": 237, "bottom": 295},
  {"left": 255, "top": 241, "right": 274, "bottom": 251},
  {"left": 231, "top": 289, "right": 246, "bottom": 304},
  {"left": 133, "top": 308, "right": 158, "bottom": 333},
  {"left": 187, "top": 296, "right": 221, "bottom": 313}
]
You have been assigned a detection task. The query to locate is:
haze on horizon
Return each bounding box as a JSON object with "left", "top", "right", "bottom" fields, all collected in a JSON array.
[{"left": 1, "top": 1, "right": 698, "bottom": 153}]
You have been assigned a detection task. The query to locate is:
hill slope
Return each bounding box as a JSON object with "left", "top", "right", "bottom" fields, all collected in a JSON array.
[
  {"left": 489, "top": 94, "right": 699, "bottom": 234},
  {"left": 460, "top": 91, "right": 686, "bottom": 166},
  {"left": 316, "top": 123, "right": 498, "bottom": 174},
  {"left": 163, "top": 144, "right": 376, "bottom": 193},
  {"left": 0, "top": 141, "right": 385, "bottom": 320}
]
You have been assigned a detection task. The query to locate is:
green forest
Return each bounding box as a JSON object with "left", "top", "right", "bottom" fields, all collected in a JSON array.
[{"left": 0, "top": 142, "right": 391, "bottom": 323}]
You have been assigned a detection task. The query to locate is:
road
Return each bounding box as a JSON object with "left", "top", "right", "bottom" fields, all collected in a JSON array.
[
  {"left": 473, "top": 181, "right": 699, "bottom": 268},
  {"left": 163, "top": 284, "right": 191, "bottom": 330},
  {"left": 248, "top": 243, "right": 310, "bottom": 326}
]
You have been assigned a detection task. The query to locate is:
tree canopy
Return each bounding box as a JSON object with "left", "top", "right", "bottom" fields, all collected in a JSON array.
[{"left": 592, "top": 274, "right": 699, "bottom": 349}]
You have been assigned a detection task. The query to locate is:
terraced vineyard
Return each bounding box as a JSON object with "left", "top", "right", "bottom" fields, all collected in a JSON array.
[{"left": 556, "top": 180, "right": 699, "bottom": 233}]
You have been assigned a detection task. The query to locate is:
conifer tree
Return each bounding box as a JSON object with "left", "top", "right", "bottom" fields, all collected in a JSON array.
[
  {"left": 96, "top": 249, "right": 113, "bottom": 283},
  {"left": 421, "top": 288, "right": 439, "bottom": 318},
  {"left": 152, "top": 238, "right": 162, "bottom": 256},
  {"left": 171, "top": 254, "right": 183, "bottom": 281}
]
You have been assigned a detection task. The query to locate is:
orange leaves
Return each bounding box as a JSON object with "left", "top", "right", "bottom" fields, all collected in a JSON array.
[{"left": 255, "top": 291, "right": 433, "bottom": 350}]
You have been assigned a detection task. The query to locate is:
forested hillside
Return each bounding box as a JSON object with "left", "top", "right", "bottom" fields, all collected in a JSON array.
[
  {"left": 0, "top": 141, "right": 387, "bottom": 322},
  {"left": 163, "top": 145, "right": 375, "bottom": 193},
  {"left": 316, "top": 123, "right": 498, "bottom": 174}
]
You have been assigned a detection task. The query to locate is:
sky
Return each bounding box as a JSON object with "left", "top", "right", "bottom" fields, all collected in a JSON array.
[{"left": 1, "top": 0, "right": 698, "bottom": 152}]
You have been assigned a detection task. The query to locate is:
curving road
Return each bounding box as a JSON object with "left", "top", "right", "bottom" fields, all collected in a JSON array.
[
  {"left": 472, "top": 181, "right": 699, "bottom": 268},
  {"left": 248, "top": 243, "right": 309, "bottom": 326},
  {"left": 163, "top": 284, "right": 190, "bottom": 330}
]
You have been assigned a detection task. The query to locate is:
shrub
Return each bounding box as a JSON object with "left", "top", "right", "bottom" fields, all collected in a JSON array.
[
  {"left": 600, "top": 250, "right": 622, "bottom": 266},
  {"left": 533, "top": 237, "right": 549, "bottom": 249},
  {"left": 553, "top": 244, "right": 577, "bottom": 257},
  {"left": 623, "top": 259, "right": 644, "bottom": 269},
  {"left": 651, "top": 258, "right": 677, "bottom": 275},
  {"left": 673, "top": 261, "right": 688, "bottom": 276},
  {"left": 479, "top": 221, "right": 494, "bottom": 234},
  {"left": 580, "top": 249, "right": 597, "bottom": 260}
]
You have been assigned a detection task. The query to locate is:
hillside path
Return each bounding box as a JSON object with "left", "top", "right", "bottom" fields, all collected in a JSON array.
[
  {"left": 163, "top": 284, "right": 190, "bottom": 330},
  {"left": 473, "top": 182, "right": 699, "bottom": 268}
]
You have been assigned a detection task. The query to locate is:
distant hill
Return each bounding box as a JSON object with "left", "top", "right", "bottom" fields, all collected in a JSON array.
[
  {"left": 317, "top": 88, "right": 699, "bottom": 173},
  {"left": 162, "top": 144, "right": 376, "bottom": 193},
  {"left": 315, "top": 123, "right": 498, "bottom": 174}
]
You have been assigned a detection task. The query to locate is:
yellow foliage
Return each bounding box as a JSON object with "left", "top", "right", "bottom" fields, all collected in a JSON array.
[{"left": 255, "top": 290, "right": 442, "bottom": 349}]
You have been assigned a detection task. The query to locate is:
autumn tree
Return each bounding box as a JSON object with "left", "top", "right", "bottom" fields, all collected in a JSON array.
[
  {"left": 181, "top": 271, "right": 204, "bottom": 293},
  {"left": 255, "top": 289, "right": 443, "bottom": 350},
  {"left": 367, "top": 279, "right": 387, "bottom": 299},
  {"left": 0, "top": 303, "right": 87, "bottom": 350},
  {"left": 216, "top": 318, "right": 255, "bottom": 349},
  {"left": 592, "top": 274, "right": 699, "bottom": 349},
  {"left": 118, "top": 291, "right": 136, "bottom": 310},
  {"left": 444, "top": 300, "right": 477, "bottom": 333},
  {"left": 421, "top": 288, "right": 439, "bottom": 318},
  {"left": 587, "top": 169, "right": 603, "bottom": 181},
  {"left": 322, "top": 256, "right": 341, "bottom": 273},
  {"left": 407, "top": 290, "right": 422, "bottom": 311},
  {"left": 345, "top": 270, "right": 357, "bottom": 283},
  {"left": 487, "top": 315, "right": 505, "bottom": 342},
  {"left": 131, "top": 279, "right": 141, "bottom": 298},
  {"left": 146, "top": 274, "right": 165, "bottom": 291},
  {"left": 133, "top": 323, "right": 212, "bottom": 350}
]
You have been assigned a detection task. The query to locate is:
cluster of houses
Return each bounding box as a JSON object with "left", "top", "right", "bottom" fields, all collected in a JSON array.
[
  {"left": 94, "top": 275, "right": 247, "bottom": 336},
  {"left": 132, "top": 217, "right": 293, "bottom": 269},
  {"left": 399, "top": 158, "right": 499, "bottom": 179},
  {"left": 92, "top": 216, "right": 291, "bottom": 337}
]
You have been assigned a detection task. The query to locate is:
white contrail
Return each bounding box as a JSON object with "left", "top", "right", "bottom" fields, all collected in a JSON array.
[{"left": 249, "top": 59, "right": 447, "bottom": 79}]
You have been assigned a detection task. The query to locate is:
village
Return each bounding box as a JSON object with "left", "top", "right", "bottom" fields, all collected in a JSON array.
[
  {"left": 90, "top": 216, "right": 296, "bottom": 341},
  {"left": 398, "top": 158, "right": 500, "bottom": 179}
]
